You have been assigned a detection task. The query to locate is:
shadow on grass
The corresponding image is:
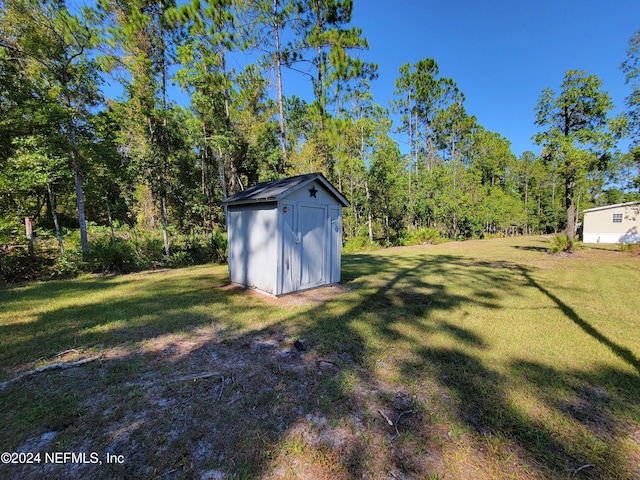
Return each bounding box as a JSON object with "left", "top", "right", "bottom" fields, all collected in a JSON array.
[
  {"left": 0, "top": 271, "right": 248, "bottom": 379},
  {"left": 0, "top": 250, "right": 639, "bottom": 479},
  {"left": 516, "top": 266, "right": 640, "bottom": 374},
  {"left": 514, "top": 245, "right": 549, "bottom": 253}
]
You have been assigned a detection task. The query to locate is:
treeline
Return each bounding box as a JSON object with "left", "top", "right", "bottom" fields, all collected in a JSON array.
[{"left": 1, "top": 0, "right": 639, "bottom": 281}]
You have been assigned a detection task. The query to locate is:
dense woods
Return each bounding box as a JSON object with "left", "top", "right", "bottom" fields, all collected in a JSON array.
[{"left": 1, "top": 0, "right": 639, "bottom": 282}]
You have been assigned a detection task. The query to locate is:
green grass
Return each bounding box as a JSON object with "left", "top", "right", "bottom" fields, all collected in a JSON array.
[{"left": 0, "top": 236, "right": 639, "bottom": 479}]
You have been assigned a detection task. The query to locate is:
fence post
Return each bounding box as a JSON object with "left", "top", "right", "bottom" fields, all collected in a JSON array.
[{"left": 25, "top": 217, "right": 34, "bottom": 256}]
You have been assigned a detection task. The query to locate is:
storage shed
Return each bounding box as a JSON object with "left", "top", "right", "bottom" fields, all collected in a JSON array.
[
  {"left": 582, "top": 201, "right": 640, "bottom": 244},
  {"left": 224, "top": 173, "right": 349, "bottom": 296}
]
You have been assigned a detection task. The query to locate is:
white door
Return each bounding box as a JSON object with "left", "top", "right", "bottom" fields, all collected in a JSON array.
[
  {"left": 329, "top": 207, "right": 341, "bottom": 283},
  {"left": 281, "top": 203, "right": 298, "bottom": 294},
  {"left": 299, "top": 204, "right": 326, "bottom": 289}
]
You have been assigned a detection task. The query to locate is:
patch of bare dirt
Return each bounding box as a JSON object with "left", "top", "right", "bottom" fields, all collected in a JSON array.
[
  {"left": 1, "top": 320, "right": 488, "bottom": 480},
  {"left": 219, "top": 283, "right": 353, "bottom": 307},
  {"left": 3, "top": 279, "right": 637, "bottom": 479}
]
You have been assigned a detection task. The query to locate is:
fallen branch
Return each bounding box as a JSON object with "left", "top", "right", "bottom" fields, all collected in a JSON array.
[
  {"left": 0, "top": 355, "right": 103, "bottom": 390},
  {"left": 379, "top": 409, "right": 394, "bottom": 426},
  {"left": 55, "top": 349, "right": 80, "bottom": 358},
  {"left": 572, "top": 464, "right": 595, "bottom": 475},
  {"left": 217, "top": 376, "right": 225, "bottom": 403},
  {"left": 171, "top": 372, "right": 221, "bottom": 383},
  {"left": 392, "top": 410, "right": 414, "bottom": 439}
]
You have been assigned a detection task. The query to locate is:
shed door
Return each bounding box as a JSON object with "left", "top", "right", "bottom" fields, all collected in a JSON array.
[
  {"left": 329, "top": 207, "right": 341, "bottom": 284},
  {"left": 281, "top": 202, "right": 298, "bottom": 294},
  {"left": 299, "top": 204, "right": 326, "bottom": 289}
]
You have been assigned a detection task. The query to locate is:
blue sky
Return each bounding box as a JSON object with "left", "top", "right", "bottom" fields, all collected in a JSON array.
[
  {"left": 102, "top": 1, "right": 639, "bottom": 158},
  {"left": 345, "top": 0, "right": 640, "bottom": 156}
]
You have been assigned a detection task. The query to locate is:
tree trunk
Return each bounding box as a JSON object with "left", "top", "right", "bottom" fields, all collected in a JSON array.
[
  {"left": 384, "top": 214, "right": 389, "bottom": 243},
  {"left": 105, "top": 199, "right": 116, "bottom": 243},
  {"left": 565, "top": 173, "right": 575, "bottom": 253},
  {"left": 25, "top": 217, "right": 34, "bottom": 257},
  {"left": 524, "top": 172, "right": 529, "bottom": 235},
  {"left": 160, "top": 194, "right": 170, "bottom": 259},
  {"left": 218, "top": 145, "right": 228, "bottom": 231},
  {"left": 365, "top": 178, "right": 373, "bottom": 243},
  {"left": 62, "top": 77, "right": 88, "bottom": 258},
  {"left": 67, "top": 112, "right": 88, "bottom": 258},
  {"left": 316, "top": 47, "right": 324, "bottom": 119},
  {"left": 73, "top": 161, "right": 89, "bottom": 258},
  {"left": 47, "top": 183, "right": 65, "bottom": 255},
  {"left": 273, "top": 0, "right": 287, "bottom": 167}
]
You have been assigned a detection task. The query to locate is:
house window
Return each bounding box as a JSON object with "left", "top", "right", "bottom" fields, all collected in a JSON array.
[{"left": 612, "top": 213, "right": 623, "bottom": 223}]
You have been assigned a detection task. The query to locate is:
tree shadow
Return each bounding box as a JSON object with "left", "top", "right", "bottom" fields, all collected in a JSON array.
[
  {"left": 0, "top": 270, "right": 253, "bottom": 380},
  {"left": 514, "top": 245, "right": 549, "bottom": 253},
  {"left": 510, "top": 359, "right": 640, "bottom": 477},
  {"left": 1, "top": 250, "right": 639, "bottom": 479},
  {"left": 516, "top": 266, "right": 640, "bottom": 374}
]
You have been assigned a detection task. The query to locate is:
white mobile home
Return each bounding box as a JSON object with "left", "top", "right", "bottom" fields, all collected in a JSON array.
[
  {"left": 224, "top": 173, "right": 349, "bottom": 296},
  {"left": 582, "top": 202, "right": 640, "bottom": 244}
]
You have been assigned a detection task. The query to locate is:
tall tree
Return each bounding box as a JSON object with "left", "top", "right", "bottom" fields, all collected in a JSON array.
[
  {"left": 432, "top": 91, "right": 476, "bottom": 163},
  {"left": 173, "top": 0, "right": 239, "bottom": 223},
  {"left": 621, "top": 29, "right": 640, "bottom": 192},
  {"left": 1, "top": 0, "right": 100, "bottom": 258},
  {"left": 99, "top": 0, "right": 178, "bottom": 258},
  {"left": 392, "top": 59, "right": 457, "bottom": 170},
  {"left": 239, "top": 0, "right": 295, "bottom": 167},
  {"left": 515, "top": 151, "right": 547, "bottom": 234},
  {"left": 291, "top": 0, "right": 376, "bottom": 176},
  {"left": 534, "top": 70, "right": 615, "bottom": 251}
]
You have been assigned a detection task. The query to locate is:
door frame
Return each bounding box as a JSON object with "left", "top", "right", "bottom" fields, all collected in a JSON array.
[
  {"left": 298, "top": 202, "right": 328, "bottom": 290},
  {"left": 279, "top": 201, "right": 299, "bottom": 295}
]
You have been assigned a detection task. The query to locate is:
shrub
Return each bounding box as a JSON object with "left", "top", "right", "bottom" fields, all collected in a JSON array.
[
  {"left": 87, "top": 237, "right": 138, "bottom": 273},
  {"left": 398, "top": 227, "right": 443, "bottom": 246},
  {"left": 168, "top": 250, "right": 192, "bottom": 268},
  {"left": 548, "top": 234, "right": 582, "bottom": 254},
  {"left": 131, "top": 230, "right": 166, "bottom": 267},
  {"left": 168, "top": 230, "right": 227, "bottom": 267},
  {"left": 620, "top": 243, "right": 640, "bottom": 255},
  {"left": 0, "top": 251, "right": 44, "bottom": 283},
  {"left": 51, "top": 249, "right": 82, "bottom": 278},
  {"left": 343, "top": 236, "right": 381, "bottom": 254},
  {"left": 0, "top": 224, "right": 230, "bottom": 284},
  {"left": 209, "top": 230, "right": 228, "bottom": 263}
]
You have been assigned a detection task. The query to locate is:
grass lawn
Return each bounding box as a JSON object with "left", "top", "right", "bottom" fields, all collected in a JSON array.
[{"left": 0, "top": 236, "right": 638, "bottom": 479}]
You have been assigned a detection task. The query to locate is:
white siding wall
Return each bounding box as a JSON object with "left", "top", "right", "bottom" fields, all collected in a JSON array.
[
  {"left": 285, "top": 180, "right": 336, "bottom": 205},
  {"left": 583, "top": 204, "right": 640, "bottom": 244},
  {"left": 227, "top": 204, "right": 278, "bottom": 294},
  {"left": 278, "top": 180, "right": 343, "bottom": 294},
  {"left": 227, "top": 179, "right": 345, "bottom": 296},
  {"left": 329, "top": 206, "right": 342, "bottom": 284}
]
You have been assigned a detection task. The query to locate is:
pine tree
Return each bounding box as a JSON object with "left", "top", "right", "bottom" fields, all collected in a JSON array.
[{"left": 534, "top": 70, "right": 615, "bottom": 251}]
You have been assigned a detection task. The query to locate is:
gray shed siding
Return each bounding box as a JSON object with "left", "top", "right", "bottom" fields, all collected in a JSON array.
[
  {"left": 225, "top": 173, "right": 348, "bottom": 296},
  {"left": 276, "top": 181, "right": 344, "bottom": 295},
  {"left": 227, "top": 203, "right": 278, "bottom": 295}
]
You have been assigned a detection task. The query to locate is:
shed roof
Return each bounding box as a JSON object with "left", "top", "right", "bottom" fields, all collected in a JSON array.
[
  {"left": 583, "top": 201, "right": 640, "bottom": 213},
  {"left": 224, "top": 172, "right": 349, "bottom": 207}
]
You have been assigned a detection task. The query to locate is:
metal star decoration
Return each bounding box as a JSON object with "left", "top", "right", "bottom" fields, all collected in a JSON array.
[{"left": 309, "top": 186, "right": 318, "bottom": 198}]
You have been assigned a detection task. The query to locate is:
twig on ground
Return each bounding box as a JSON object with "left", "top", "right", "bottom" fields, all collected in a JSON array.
[
  {"left": 379, "top": 409, "right": 394, "bottom": 426},
  {"left": 172, "top": 372, "right": 221, "bottom": 383},
  {"left": 316, "top": 359, "right": 337, "bottom": 369},
  {"left": 572, "top": 464, "right": 594, "bottom": 475},
  {"left": 0, "top": 355, "right": 103, "bottom": 390},
  {"left": 392, "top": 409, "right": 414, "bottom": 439},
  {"left": 55, "top": 349, "right": 80, "bottom": 358},
  {"left": 217, "top": 375, "right": 225, "bottom": 402},
  {"left": 155, "top": 468, "right": 177, "bottom": 479}
]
